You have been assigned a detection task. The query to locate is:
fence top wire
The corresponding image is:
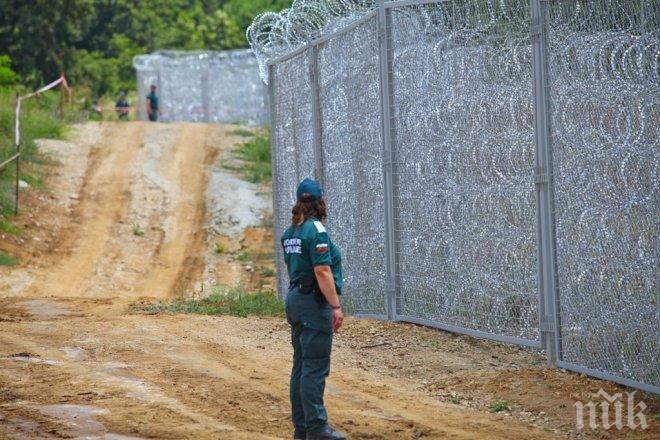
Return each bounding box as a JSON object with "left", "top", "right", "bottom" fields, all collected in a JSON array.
[
  {"left": 248, "top": 0, "right": 379, "bottom": 83},
  {"left": 133, "top": 49, "right": 259, "bottom": 71}
]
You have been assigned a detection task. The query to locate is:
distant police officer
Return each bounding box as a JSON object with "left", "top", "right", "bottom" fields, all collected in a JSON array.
[
  {"left": 282, "top": 178, "right": 346, "bottom": 440},
  {"left": 115, "top": 91, "right": 130, "bottom": 120},
  {"left": 146, "top": 85, "right": 160, "bottom": 122}
]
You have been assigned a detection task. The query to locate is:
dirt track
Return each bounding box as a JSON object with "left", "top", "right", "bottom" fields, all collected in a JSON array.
[{"left": 0, "top": 123, "right": 656, "bottom": 439}]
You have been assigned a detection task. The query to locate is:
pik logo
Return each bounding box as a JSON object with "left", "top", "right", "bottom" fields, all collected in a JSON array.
[{"left": 575, "top": 389, "right": 648, "bottom": 430}]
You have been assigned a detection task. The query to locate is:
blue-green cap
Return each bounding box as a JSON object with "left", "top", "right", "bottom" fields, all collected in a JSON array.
[{"left": 296, "top": 178, "right": 323, "bottom": 201}]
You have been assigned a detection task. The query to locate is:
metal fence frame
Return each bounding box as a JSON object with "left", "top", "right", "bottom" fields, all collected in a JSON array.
[{"left": 265, "top": 0, "right": 659, "bottom": 394}]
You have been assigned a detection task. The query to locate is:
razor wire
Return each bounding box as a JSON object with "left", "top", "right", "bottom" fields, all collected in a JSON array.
[
  {"left": 255, "top": 0, "right": 660, "bottom": 392},
  {"left": 270, "top": 51, "right": 317, "bottom": 297},
  {"left": 133, "top": 49, "right": 268, "bottom": 125},
  {"left": 389, "top": 1, "right": 539, "bottom": 342},
  {"left": 546, "top": 0, "right": 659, "bottom": 387},
  {"left": 317, "top": 15, "right": 388, "bottom": 316}
]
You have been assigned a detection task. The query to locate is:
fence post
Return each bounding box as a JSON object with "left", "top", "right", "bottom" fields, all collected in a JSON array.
[
  {"left": 14, "top": 93, "right": 20, "bottom": 215},
  {"left": 309, "top": 44, "right": 325, "bottom": 187},
  {"left": 377, "top": 0, "right": 398, "bottom": 321},
  {"left": 201, "top": 68, "right": 211, "bottom": 122},
  {"left": 268, "top": 63, "right": 285, "bottom": 299},
  {"left": 530, "top": 0, "right": 562, "bottom": 365}
]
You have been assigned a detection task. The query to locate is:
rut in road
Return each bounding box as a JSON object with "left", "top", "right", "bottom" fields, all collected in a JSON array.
[
  {"left": 0, "top": 122, "right": 568, "bottom": 440},
  {"left": 26, "top": 122, "right": 211, "bottom": 298}
]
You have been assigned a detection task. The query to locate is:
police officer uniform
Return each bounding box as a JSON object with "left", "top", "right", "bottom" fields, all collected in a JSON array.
[{"left": 282, "top": 179, "right": 346, "bottom": 440}]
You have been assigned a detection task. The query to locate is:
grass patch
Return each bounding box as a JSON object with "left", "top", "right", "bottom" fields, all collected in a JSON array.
[
  {"left": 0, "top": 218, "right": 20, "bottom": 235},
  {"left": 132, "top": 223, "right": 145, "bottom": 237},
  {"left": 0, "top": 250, "right": 16, "bottom": 266},
  {"left": 136, "top": 285, "right": 284, "bottom": 318},
  {"left": 236, "top": 250, "right": 252, "bottom": 263},
  {"left": 231, "top": 128, "right": 255, "bottom": 137},
  {"left": 490, "top": 400, "right": 510, "bottom": 413},
  {"left": 214, "top": 243, "right": 226, "bottom": 255},
  {"left": 0, "top": 86, "right": 78, "bottom": 221},
  {"left": 233, "top": 127, "right": 271, "bottom": 184},
  {"left": 259, "top": 267, "right": 276, "bottom": 277}
]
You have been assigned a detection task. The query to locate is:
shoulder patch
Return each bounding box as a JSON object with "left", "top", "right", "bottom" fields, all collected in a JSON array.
[{"left": 313, "top": 221, "right": 326, "bottom": 233}]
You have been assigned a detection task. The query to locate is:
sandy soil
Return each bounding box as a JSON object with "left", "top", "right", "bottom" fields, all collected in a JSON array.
[{"left": 0, "top": 122, "right": 657, "bottom": 440}]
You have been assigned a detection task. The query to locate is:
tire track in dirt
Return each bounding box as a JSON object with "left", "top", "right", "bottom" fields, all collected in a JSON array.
[
  {"left": 21, "top": 122, "right": 214, "bottom": 299},
  {"left": 139, "top": 123, "right": 211, "bottom": 297},
  {"left": 29, "top": 122, "right": 146, "bottom": 297}
]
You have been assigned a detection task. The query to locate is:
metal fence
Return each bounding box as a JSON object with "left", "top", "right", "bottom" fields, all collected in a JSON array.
[
  {"left": 133, "top": 49, "right": 269, "bottom": 125},
  {"left": 254, "top": 0, "right": 659, "bottom": 394}
]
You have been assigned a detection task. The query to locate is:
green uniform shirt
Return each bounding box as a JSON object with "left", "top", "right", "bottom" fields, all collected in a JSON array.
[
  {"left": 147, "top": 92, "right": 159, "bottom": 110},
  {"left": 281, "top": 218, "right": 343, "bottom": 294}
]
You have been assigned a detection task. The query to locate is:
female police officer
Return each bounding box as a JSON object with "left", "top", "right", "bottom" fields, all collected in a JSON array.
[{"left": 281, "top": 178, "right": 346, "bottom": 440}]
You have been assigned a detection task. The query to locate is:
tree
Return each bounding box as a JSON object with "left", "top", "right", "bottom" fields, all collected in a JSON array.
[
  {"left": 0, "top": 55, "right": 20, "bottom": 86},
  {"left": 0, "top": 0, "right": 293, "bottom": 95}
]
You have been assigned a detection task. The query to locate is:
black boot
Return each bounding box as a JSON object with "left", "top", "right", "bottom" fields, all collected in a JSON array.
[
  {"left": 306, "top": 425, "right": 347, "bottom": 440},
  {"left": 294, "top": 427, "right": 306, "bottom": 440}
]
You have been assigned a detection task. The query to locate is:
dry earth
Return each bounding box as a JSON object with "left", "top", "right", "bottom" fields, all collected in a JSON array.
[{"left": 0, "top": 122, "right": 657, "bottom": 440}]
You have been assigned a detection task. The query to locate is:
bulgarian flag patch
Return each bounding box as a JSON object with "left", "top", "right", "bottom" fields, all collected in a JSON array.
[{"left": 316, "top": 243, "right": 329, "bottom": 253}]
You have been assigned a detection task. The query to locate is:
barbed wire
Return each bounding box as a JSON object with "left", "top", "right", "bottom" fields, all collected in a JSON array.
[{"left": 247, "top": 0, "right": 377, "bottom": 82}]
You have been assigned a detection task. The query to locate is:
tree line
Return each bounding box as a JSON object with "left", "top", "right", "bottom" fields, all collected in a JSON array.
[{"left": 0, "top": 0, "right": 291, "bottom": 97}]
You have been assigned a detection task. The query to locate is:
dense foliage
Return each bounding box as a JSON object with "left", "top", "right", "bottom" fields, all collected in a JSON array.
[{"left": 0, "top": 0, "right": 292, "bottom": 97}]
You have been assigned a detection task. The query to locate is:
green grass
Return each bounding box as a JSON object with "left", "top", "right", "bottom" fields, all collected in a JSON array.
[
  {"left": 0, "top": 86, "right": 72, "bottom": 223},
  {"left": 132, "top": 223, "right": 145, "bottom": 237},
  {"left": 214, "top": 243, "right": 226, "bottom": 255},
  {"left": 0, "top": 250, "right": 16, "bottom": 266},
  {"left": 233, "top": 127, "right": 271, "bottom": 184},
  {"left": 259, "top": 267, "right": 276, "bottom": 277},
  {"left": 0, "top": 217, "right": 20, "bottom": 235},
  {"left": 236, "top": 250, "right": 252, "bottom": 262},
  {"left": 135, "top": 285, "right": 284, "bottom": 318},
  {"left": 490, "top": 400, "right": 510, "bottom": 413},
  {"left": 231, "top": 128, "right": 255, "bottom": 137}
]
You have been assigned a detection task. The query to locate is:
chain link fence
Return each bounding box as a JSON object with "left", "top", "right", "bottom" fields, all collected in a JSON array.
[
  {"left": 255, "top": 0, "right": 659, "bottom": 393},
  {"left": 133, "top": 49, "right": 268, "bottom": 125}
]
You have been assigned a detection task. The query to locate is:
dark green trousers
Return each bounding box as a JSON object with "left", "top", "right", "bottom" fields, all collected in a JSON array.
[{"left": 285, "top": 286, "right": 333, "bottom": 434}]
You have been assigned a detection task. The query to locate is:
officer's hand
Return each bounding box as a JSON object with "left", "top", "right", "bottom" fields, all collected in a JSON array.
[{"left": 332, "top": 308, "right": 344, "bottom": 331}]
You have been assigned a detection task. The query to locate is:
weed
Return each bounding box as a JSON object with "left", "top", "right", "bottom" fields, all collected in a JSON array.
[
  {"left": 214, "top": 243, "right": 226, "bottom": 255},
  {"left": 135, "top": 285, "right": 284, "bottom": 318},
  {"left": 132, "top": 223, "right": 145, "bottom": 237},
  {"left": 0, "top": 250, "right": 16, "bottom": 266},
  {"left": 450, "top": 395, "right": 461, "bottom": 405},
  {"left": 237, "top": 250, "right": 252, "bottom": 263},
  {"left": 259, "top": 267, "right": 276, "bottom": 277},
  {"left": 490, "top": 400, "right": 510, "bottom": 413}
]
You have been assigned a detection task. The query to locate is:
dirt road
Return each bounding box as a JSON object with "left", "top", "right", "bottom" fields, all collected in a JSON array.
[{"left": 0, "top": 123, "right": 656, "bottom": 439}]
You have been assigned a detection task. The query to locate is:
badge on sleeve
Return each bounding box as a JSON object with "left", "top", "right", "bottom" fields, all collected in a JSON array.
[{"left": 316, "top": 243, "right": 329, "bottom": 253}]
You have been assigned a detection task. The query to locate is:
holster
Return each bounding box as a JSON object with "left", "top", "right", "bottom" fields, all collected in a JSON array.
[{"left": 298, "top": 275, "right": 327, "bottom": 305}]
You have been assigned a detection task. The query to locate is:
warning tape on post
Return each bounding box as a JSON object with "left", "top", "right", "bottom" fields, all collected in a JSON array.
[{"left": 15, "top": 75, "right": 69, "bottom": 146}]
